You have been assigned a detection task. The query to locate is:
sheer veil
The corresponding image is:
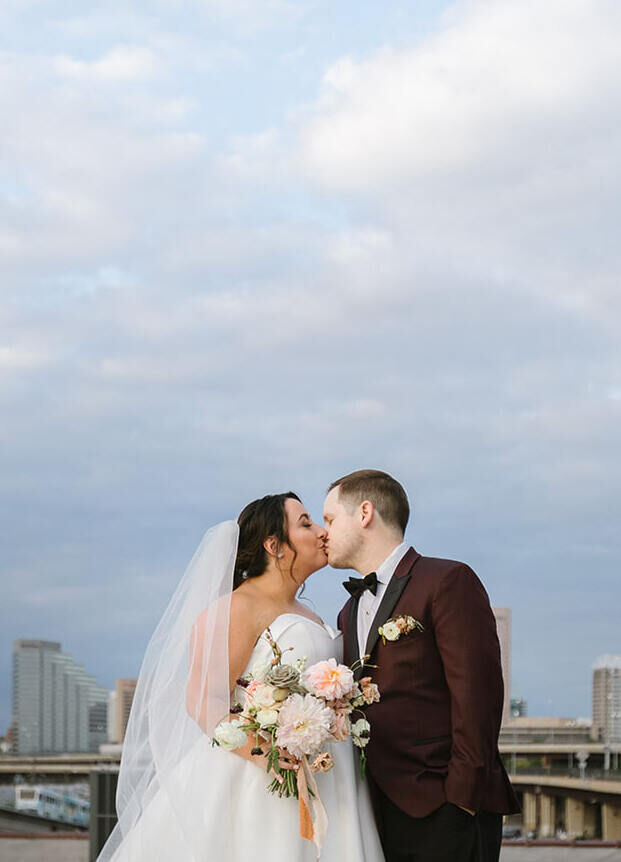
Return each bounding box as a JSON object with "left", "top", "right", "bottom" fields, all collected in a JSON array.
[{"left": 98, "top": 520, "right": 239, "bottom": 860}]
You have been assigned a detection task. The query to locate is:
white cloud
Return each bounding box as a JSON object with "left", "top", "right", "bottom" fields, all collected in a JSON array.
[
  {"left": 295, "top": 0, "right": 621, "bottom": 344},
  {"left": 54, "top": 45, "right": 159, "bottom": 81},
  {"left": 0, "top": 49, "right": 208, "bottom": 274},
  {"left": 300, "top": 0, "right": 621, "bottom": 190},
  {"left": 0, "top": 346, "right": 49, "bottom": 371}
]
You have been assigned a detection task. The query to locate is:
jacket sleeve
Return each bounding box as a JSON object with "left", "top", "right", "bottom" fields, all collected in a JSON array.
[
  {"left": 431, "top": 563, "right": 504, "bottom": 811},
  {"left": 337, "top": 606, "right": 346, "bottom": 631}
]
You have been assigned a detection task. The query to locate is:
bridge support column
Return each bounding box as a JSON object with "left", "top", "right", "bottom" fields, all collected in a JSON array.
[
  {"left": 523, "top": 791, "right": 538, "bottom": 835},
  {"left": 583, "top": 802, "right": 598, "bottom": 839},
  {"left": 539, "top": 793, "right": 556, "bottom": 838},
  {"left": 602, "top": 803, "right": 621, "bottom": 841},
  {"left": 565, "top": 797, "right": 585, "bottom": 839}
]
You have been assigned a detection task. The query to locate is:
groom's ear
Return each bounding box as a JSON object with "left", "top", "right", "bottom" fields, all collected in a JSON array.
[{"left": 360, "top": 500, "right": 374, "bottom": 529}]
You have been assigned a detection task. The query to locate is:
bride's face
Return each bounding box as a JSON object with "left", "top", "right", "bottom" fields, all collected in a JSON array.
[{"left": 281, "top": 497, "right": 328, "bottom": 580}]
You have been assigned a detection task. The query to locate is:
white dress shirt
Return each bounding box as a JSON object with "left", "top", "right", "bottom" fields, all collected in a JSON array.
[{"left": 357, "top": 541, "right": 410, "bottom": 660}]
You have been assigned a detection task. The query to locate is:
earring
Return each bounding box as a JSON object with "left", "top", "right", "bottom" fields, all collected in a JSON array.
[{"left": 277, "top": 553, "right": 284, "bottom": 559}]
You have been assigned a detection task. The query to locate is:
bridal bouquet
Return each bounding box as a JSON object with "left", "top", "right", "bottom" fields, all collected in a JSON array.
[{"left": 213, "top": 628, "right": 380, "bottom": 853}]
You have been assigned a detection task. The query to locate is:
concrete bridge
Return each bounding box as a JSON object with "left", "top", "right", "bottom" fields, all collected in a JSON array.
[
  {"left": 0, "top": 755, "right": 120, "bottom": 785},
  {"left": 510, "top": 775, "right": 621, "bottom": 842},
  {"left": 2, "top": 741, "right": 618, "bottom": 778},
  {"left": 499, "top": 742, "right": 621, "bottom": 773},
  {"left": 3, "top": 749, "right": 621, "bottom": 843}
]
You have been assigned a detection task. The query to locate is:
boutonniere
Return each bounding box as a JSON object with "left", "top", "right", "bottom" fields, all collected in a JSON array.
[{"left": 378, "top": 614, "right": 424, "bottom": 644}]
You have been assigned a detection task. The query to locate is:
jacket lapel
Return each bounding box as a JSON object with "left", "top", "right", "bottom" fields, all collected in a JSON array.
[
  {"left": 364, "top": 547, "right": 420, "bottom": 660},
  {"left": 345, "top": 595, "right": 361, "bottom": 667}
]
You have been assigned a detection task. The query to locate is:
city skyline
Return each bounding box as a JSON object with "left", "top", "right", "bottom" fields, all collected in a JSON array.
[
  {"left": 8, "top": 638, "right": 138, "bottom": 754},
  {"left": 2, "top": 611, "right": 611, "bottom": 741},
  {"left": 11, "top": 639, "right": 108, "bottom": 754},
  {"left": 2, "top": 0, "right": 620, "bottom": 734}
]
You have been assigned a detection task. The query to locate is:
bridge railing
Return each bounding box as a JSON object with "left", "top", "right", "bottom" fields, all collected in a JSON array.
[{"left": 508, "top": 766, "right": 621, "bottom": 782}]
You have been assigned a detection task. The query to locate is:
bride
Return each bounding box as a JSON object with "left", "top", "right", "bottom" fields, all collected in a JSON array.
[{"left": 98, "top": 492, "right": 384, "bottom": 861}]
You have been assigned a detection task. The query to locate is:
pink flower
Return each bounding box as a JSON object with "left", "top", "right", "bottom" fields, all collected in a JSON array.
[
  {"left": 275, "top": 693, "right": 334, "bottom": 759},
  {"left": 311, "top": 752, "right": 334, "bottom": 773},
  {"left": 331, "top": 697, "right": 354, "bottom": 715},
  {"left": 330, "top": 709, "right": 351, "bottom": 741},
  {"left": 245, "top": 681, "right": 276, "bottom": 708},
  {"left": 359, "top": 677, "right": 380, "bottom": 705},
  {"left": 304, "top": 658, "right": 354, "bottom": 701},
  {"left": 246, "top": 680, "right": 260, "bottom": 697}
]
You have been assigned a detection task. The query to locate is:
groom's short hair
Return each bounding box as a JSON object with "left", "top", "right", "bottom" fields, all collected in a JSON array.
[{"left": 328, "top": 469, "right": 409, "bottom": 535}]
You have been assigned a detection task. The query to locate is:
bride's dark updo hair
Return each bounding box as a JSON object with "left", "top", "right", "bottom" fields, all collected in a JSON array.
[{"left": 233, "top": 492, "right": 301, "bottom": 590}]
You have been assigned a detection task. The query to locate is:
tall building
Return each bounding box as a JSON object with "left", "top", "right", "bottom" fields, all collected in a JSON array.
[
  {"left": 107, "top": 690, "right": 118, "bottom": 742},
  {"left": 592, "top": 655, "right": 621, "bottom": 742},
  {"left": 114, "top": 679, "right": 137, "bottom": 744},
  {"left": 492, "top": 607, "right": 511, "bottom": 725},
  {"left": 12, "top": 639, "right": 108, "bottom": 754}
]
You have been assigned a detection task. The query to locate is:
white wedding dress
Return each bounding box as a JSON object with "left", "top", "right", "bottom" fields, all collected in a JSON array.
[{"left": 108, "top": 613, "right": 384, "bottom": 861}]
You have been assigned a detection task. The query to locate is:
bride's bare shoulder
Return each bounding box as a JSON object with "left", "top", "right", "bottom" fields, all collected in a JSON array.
[{"left": 229, "top": 586, "right": 271, "bottom": 639}]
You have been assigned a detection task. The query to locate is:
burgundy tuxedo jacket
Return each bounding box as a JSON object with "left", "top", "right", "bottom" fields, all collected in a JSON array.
[{"left": 338, "top": 547, "right": 520, "bottom": 818}]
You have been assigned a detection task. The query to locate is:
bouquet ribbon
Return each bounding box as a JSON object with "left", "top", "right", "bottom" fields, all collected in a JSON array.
[{"left": 297, "top": 756, "right": 328, "bottom": 859}]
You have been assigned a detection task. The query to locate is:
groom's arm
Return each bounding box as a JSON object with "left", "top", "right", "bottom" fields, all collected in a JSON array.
[
  {"left": 431, "top": 563, "right": 504, "bottom": 813},
  {"left": 337, "top": 606, "right": 346, "bottom": 632}
]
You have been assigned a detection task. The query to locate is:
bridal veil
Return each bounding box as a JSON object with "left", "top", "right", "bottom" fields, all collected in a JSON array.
[{"left": 98, "top": 521, "right": 239, "bottom": 860}]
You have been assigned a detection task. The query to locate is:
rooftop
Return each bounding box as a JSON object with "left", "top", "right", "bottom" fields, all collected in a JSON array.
[{"left": 594, "top": 655, "right": 621, "bottom": 671}]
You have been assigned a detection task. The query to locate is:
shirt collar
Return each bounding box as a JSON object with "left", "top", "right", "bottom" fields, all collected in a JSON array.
[{"left": 375, "top": 541, "right": 409, "bottom": 585}]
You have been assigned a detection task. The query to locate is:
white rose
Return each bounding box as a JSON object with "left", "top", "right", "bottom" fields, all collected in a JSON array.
[
  {"left": 381, "top": 621, "right": 400, "bottom": 641},
  {"left": 252, "top": 683, "right": 277, "bottom": 708},
  {"left": 214, "top": 719, "right": 248, "bottom": 751},
  {"left": 256, "top": 708, "right": 280, "bottom": 728},
  {"left": 351, "top": 718, "right": 371, "bottom": 748}
]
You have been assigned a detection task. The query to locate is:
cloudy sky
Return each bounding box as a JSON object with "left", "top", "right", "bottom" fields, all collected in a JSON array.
[{"left": 2, "top": 0, "right": 620, "bottom": 733}]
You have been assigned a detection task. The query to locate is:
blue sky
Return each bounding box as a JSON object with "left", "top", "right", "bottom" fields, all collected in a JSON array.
[{"left": 1, "top": 0, "right": 620, "bottom": 733}]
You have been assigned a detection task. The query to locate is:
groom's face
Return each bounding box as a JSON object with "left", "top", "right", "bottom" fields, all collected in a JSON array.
[{"left": 322, "top": 487, "right": 362, "bottom": 569}]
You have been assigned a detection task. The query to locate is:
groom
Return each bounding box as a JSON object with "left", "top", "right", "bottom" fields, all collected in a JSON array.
[{"left": 323, "top": 469, "right": 519, "bottom": 862}]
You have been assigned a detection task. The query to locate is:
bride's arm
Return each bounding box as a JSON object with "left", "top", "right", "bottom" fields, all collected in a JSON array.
[
  {"left": 227, "top": 591, "right": 262, "bottom": 692},
  {"left": 186, "top": 593, "right": 294, "bottom": 774},
  {"left": 186, "top": 592, "right": 256, "bottom": 730}
]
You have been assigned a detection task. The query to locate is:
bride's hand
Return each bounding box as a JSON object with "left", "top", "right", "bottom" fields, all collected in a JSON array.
[
  {"left": 274, "top": 752, "right": 299, "bottom": 772},
  {"left": 267, "top": 751, "right": 299, "bottom": 785},
  {"left": 232, "top": 735, "right": 298, "bottom": 775}
]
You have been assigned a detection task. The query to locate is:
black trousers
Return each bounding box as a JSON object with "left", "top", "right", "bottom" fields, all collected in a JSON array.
[{"left": 377, "top": 790, "right": 503, "bottom": 862}]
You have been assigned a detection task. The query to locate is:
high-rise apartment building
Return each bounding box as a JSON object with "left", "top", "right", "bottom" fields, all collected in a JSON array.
[
  {"left": 592, "top": 655, "right": 621, "bottom": 742},
  {"left": 492, "top": 607, "right": 511, "bottom": 725},
  {"left": 114, "top": 679, "right": 137, "bottom": 744},
  {"left": 12, "top": 639, "right": 108, "bottom": 754},
  {"left": 107, "top": 690, "right": 118, "bottom": 743}
]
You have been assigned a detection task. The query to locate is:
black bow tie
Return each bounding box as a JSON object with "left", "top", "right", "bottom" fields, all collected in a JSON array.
[{"left": 343, "top": 572, "right": 378, "bottom": 599}]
